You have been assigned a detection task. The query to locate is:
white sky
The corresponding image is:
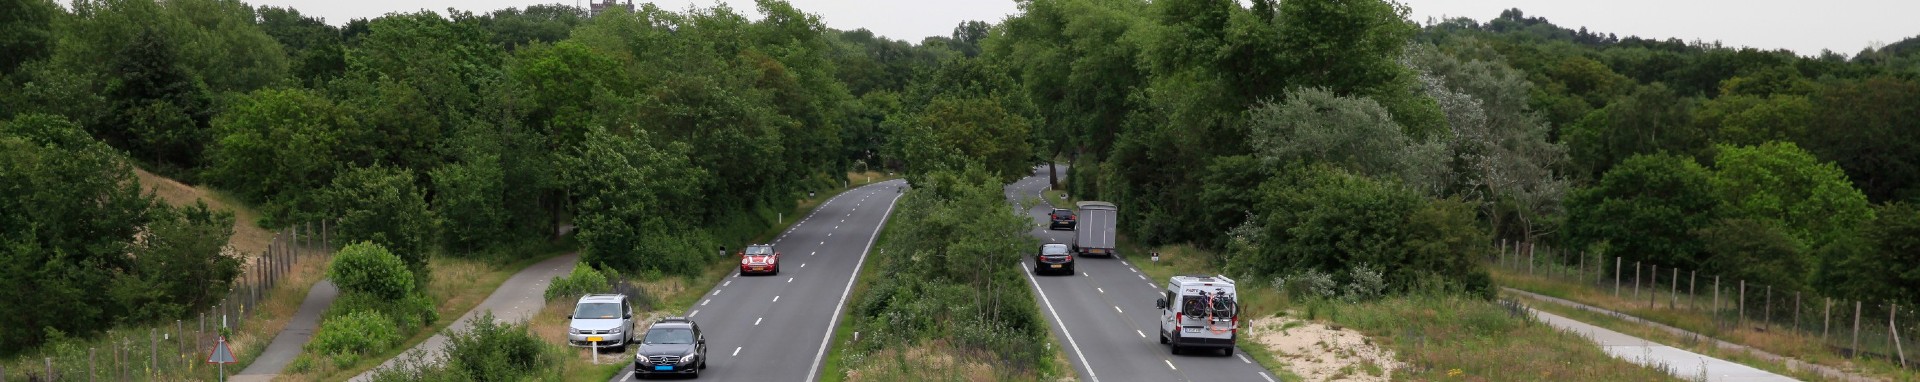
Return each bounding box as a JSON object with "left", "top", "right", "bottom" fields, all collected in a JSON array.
[{"left": 230, "top": 0, "right": 1920, "bottom": 56}]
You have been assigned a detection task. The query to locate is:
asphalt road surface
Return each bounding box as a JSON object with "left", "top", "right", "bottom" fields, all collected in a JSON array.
[
  {"left": 1009, "top": 164, "right": 1281, "bottom": 382},
  {"left": 611, "top": 179, "right": 906, "bottom": 382}
]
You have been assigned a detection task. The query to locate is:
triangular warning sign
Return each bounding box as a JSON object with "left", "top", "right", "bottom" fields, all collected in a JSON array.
[{"left": 207, "top": 336, "right": 237, "bottom": 364}]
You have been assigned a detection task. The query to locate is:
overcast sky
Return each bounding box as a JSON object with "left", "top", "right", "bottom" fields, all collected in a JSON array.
[{"left": 237, "top": 0, "right": 1919, "bottom": 57}]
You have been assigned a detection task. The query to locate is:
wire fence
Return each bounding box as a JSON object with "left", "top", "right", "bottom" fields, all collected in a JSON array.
[
  {"left": 1, "top": 222, "right": 334, "bottom": 382},
  {"left": 1492, "top": 240, "right": 1914, "bottom": 370}
]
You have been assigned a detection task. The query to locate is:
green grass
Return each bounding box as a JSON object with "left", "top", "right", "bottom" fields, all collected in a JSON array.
[
  {"left": 282, "top": 247, "right": 572, "bottom": 382},
  {"left": 1125, "top": 240, "right": 1691, "bottom": 381}
]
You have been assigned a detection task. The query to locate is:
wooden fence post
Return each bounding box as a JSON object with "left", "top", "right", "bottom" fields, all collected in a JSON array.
[
  {"left": 1893, "top": 303, "right": 1908, "bottom": 369},
  {"left": 1634, "top": 261, "right": 1641, "bottom": 299},
  {"left": 1614, "top": 257, "right": 1622, "bottom": 297},
  {"left": 1765, "top": 285, "right": 1773, "bottom": 332},
  {"left": 1650, "top": 264, "right": 1659, "bottom": 308},
  {"left": 1854, "top": 301, "right": 1863, "bottom": 360},
  {"left": 1739, "top": 280, "right": 1747, "bottom": 329},
  {"left": 1670, "top": 267, "right": 1678, "bottom": 309},
  {"left": 1690, "top": 271, "right": 1697, "bottom": 311}
]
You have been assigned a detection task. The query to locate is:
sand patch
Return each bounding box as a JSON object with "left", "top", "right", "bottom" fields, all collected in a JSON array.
[
  {"left": 1246, "top": 315, "right": 1401, "bottom": 382},
  {"left": 132, "top": 166, "right": 273, "bottom": 257}
]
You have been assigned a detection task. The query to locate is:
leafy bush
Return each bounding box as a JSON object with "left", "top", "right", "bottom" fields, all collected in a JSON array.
[
  {"left": 309, "top": 310, "right": 399, "bottom": 356},
  {"left": 1233, "top": 165, "right": 1490, "bottom": 296},
  {"left": 330, "top": 292, "right": 438, "bottom": 333},
  {"left": 329, "top": 241, "right": 415, "bottom": 300},
  {"left": 322, "top": 165, "right": 435, "bottom": 283},
  {"left": 365, "top": 312, "right": 559, "bottom": 382},
  {"left": 544, "top": 262, "right": 610, "bottom": 300}
]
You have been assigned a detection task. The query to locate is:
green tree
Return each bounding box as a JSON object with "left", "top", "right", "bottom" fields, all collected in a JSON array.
[
  {"left": 1564, "top": 154, "right": 1720, "bottom": 268},
  {"left": 895, "top": 96, "right": 1035, "bottom": 182},
  {"left": 562, "top": 127, "right": 710, "bottom": 274},
  {"left": 432, "top": 125, "right": 510, "bottom": 254},
  {"left": 101, "top": 26, "right": 214, "bottom": 171},
  {"left": 1709, "top": 142, "right": 1873, "bottom": 251},
  {"left": 1235, "top": 165, "right": 1489, "bottom": 295},
  {"left": 1818, "top": 202, "right": 1920, "bottom": 306},
  {"left": 1564, "top": 83, "right": 1704, "bottom": 177},
  {"left": 204, "top": 88, "right": 357, "bottom": 225},
  {"left": 0, "top": 114, "right": 158, "bottom": 352},
  {"left": 0, "top": 0, "right": 59, "bottom": 75},
  {"left": 1694, "top": 218, "right": 1808, "bottom": 292},
  {"left": 1246, "top": 87, "right": 1441, "bottom": 185},
  {"left": 112, "top": 202, "right": 241, "bottom": 322},
  {"left": 321, "top": 165, "right": 435, "bottom": 284}
]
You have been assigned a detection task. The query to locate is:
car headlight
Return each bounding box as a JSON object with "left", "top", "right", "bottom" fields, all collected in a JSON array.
[
  {"left": 568, "top": 328, "right": 579, "bottom": 334},
  {"left": 680, "top": 354, "right": 697, "bottom": 364},
  {"left": 609, "top": 326, "right": 622, "bottom": 333}
]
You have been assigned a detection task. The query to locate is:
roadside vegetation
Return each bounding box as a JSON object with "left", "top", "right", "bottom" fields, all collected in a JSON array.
[
  {"left": 1131, "top": 242, "right": 1679, "bottom": 381},
  {"left": 825, "top": 168, "right": 1067, "bottom": 382}
]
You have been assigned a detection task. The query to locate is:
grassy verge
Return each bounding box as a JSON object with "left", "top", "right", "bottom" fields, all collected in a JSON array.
[
  {"left": 1506, "top": 290, "right": 1831, "bottom": 381},
  {"left": 1125, "top": 239, "right": 1690, "bottom": 381},
  {"left": 1493, "top": 268, "right": 1908, "bottom": 380},
  {"left": 820, "top": 177, "right": 1073, "bottom": 382},
  {"left": 280, "top": 247, "right": 570, "bottom": 382}
]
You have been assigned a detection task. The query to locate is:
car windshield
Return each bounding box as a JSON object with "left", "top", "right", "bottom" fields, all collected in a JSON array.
[
  {"left": 572, "top": 303, "right": 621, "bottom": 319},
  {"left": 745, "top": 246, "right": 773, "bottom": 255},
  {"left": 643, "top": 328, "right": 695, "bottom": 344}
]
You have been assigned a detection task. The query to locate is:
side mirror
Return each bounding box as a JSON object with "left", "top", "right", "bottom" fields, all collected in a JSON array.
[
  {"left": 624, "top": 314, "right": 632, "bottom": 319},
  {"left": 565, "top": 314, "right": 573, "bottom": 319},
  {"left": 698, "top": 338, "right": 706, "bottom": 345},
  {"left": 1155, "top": 298, "right": 1167, "bottom": 310}
]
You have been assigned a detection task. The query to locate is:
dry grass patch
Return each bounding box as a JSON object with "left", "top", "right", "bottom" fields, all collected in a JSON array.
[
  {"left": 843, "top": 342, "right": 1000, "bottom": 382},
  {"left": 133, "top": 166, "right": 272, "bottom": 257}
]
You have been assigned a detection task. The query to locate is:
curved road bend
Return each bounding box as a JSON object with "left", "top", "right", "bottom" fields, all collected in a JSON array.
[
  {"left": 1008, "top": 164, "right": 1281, "bottom": 382},
  {"left": 609, "top": 179, "right": 907, "bottom": 382}
]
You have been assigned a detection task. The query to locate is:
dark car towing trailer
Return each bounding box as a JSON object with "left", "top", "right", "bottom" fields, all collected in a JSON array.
[{"left": 1071, "top": 201, "right": 1118, "bottom": 257}]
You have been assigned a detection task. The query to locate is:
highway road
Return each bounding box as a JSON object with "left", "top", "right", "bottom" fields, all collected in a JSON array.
[
  {"left": 1008, "top": 165, "right": 1281, "bottom": 382},
  {"left": 610, "top": 179, "right": 906, "bottom": 382}
]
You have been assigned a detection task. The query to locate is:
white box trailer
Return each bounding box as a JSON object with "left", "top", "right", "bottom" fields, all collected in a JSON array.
[{"left": 1072, "top": 201, "right": 1117, "bottom": 257}]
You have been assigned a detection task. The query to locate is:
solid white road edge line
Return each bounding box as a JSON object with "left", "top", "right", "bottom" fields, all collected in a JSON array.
[
  {"left": 806, "top": 184, "right": 903, "bottom": 382},
  {"left": 1259, "top": 372, "right": 1277, "bottom": 382},
  {"left": 1022, "top": 263, "right": 1099, "bottom": 382}
]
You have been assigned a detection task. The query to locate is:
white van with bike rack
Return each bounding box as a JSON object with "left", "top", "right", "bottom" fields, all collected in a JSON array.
[{"left": 1155, "top": 274, "right": 1238, "bottom": 356}]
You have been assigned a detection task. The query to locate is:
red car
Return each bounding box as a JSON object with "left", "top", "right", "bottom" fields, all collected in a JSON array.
[{"left": 739, "top": 244, "right": 780, "bottom": 275}]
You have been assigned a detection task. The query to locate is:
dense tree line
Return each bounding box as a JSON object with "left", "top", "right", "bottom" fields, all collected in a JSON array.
[
  {"left": 0, "top": 0, "right": 955, "bottom": 352},
  {"left": 975, "top": 0, "right": 1920, "bottom": 304}
]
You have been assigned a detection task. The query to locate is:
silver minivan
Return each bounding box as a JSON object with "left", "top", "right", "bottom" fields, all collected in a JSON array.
[{"left": 568, "top": 293, "right": 636, "bottom": 350}]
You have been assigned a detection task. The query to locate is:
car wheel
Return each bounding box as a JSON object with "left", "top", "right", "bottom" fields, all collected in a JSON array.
[
  {"left": 1159, "top": 332, "right": 1169, "bottom": 344},
  {"left": 1170, "top": 343, "right": 1182, "bottom": 355},
  {"left": 1222, "top": 346, "right": 1235, "bottom": 357},
  {"left": 772, "top": 265, "right": 780, "bottom": 275},
  {"left": 700, "top": 358, "right": 708, "bottom": 370}
]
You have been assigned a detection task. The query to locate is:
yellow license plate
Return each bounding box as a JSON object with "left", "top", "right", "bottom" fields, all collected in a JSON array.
[
  {"left": 1050, "top": 264, "right": 1062, "bottom": 268},
  {"left": 587, "top": 336, "right": 603, "bottom": 342}
]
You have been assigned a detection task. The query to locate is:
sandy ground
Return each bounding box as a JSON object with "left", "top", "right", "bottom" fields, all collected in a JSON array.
[{"left": 1244, "top": 315, "right": 1402, "bottom": 382}]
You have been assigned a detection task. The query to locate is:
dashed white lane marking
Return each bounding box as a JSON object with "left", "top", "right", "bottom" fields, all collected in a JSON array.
[
  {"left": 834, "top": 225, "right": 839, "bottom": 229},
  {"left": 1096, "top": 287, "right": 1104, "bottom": 294},
  {"left": 1237, "top": 354, "right": 1253, "bottom": 364},
  {"left": 733, "top": 347, "right": 742, "bottom": 356},
  {"left": 772, "top": 296, "right": 780, "bottom": 302},
  {"left": 1258, "top": 372, "right": 1277, "bottom": 382},
  {"left": 723, "top": 280, "right": 731, "bottom": 287},
  {"left": 1114, "top": 306, "right": 1123, "bottom": 314},
  {"left": 1165, "top": 360, "right": 1177, "bottom": 370},
  {"left": 801, "top": 263, "right": 807, "bottom": 268},
  {"left": 755, "top": 317, "right": 763, "bottom": 326},
  {"left": 1147, "top": 282, "right": 1156, "bottom": 288},
  {"left": 689, "top": 310, "right": 700, "bottom": 317},
  {"left": 1137, "top": 274, "right": 1146, "bottom": 280},
  {"left": 701, "top": 300, "right": 709, "bottom": 306},
  {"left": 820, "top": 241, "right": 826, "bottom": 245},
  {"left": 810, "top": 251, "right": 816, "bottom": 256},
  {"left": 1129, "top": 268, "right": 1138, "bottom": 273},
  {"left": 1136, "top": 330, "right": 1145, "bottom": 338},
  {"left": 828, "top": 233, "right": 832, "bottom": 237},
  {"left": 711, "top": 290, "right": 721, "bottom": 296},
  {"left": 787, "top": 277, "right": 794, "bottom": 283}
]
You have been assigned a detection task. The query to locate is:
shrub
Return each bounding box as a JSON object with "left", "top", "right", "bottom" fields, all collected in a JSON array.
[
  {"left": 543, "top": 262, "right": 610, "bottom": 301},
  {"left": 330, "top": 292, "right": 439, "bottom": 333},
  {"left": 365, "top": 312, "right": 559, "bottom": 382},
  {"left": 309, "top": 310, "right": 399, "bottom": 356},
  {"left": 329, "top": 241, "right": 414, "bottom": 300}
]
